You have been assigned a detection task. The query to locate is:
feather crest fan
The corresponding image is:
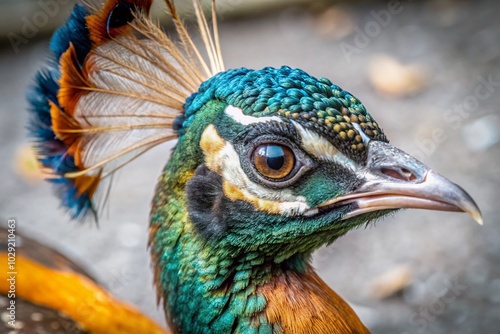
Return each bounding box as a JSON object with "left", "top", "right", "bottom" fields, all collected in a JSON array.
[{"left": 28, "top": 0, "right": 225, "bottom": 218}]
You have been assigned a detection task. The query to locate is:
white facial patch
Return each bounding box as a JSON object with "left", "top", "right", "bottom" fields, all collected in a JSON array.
[
  {"left": 200, "top": 124, "right": 311, "bottom": 217},
  {"left": 225, "top": 105, "right": 282, "bottom": 125},
  {"left": 293, "top": 122, "right": 359, "bottom": 171}
]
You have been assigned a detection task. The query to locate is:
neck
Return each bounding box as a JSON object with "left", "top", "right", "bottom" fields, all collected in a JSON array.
[
  {"left": 149, "top": 107, "right": 368, "bottom": 332},
  {"left": 259, "top": 266, "right": 369, "bottom": 334},
  {"left": 150, "top": 206, "right": 368, "bottom": 333},
  {"left": 150, "top": 181, "right": 368, "bottom": 333}
]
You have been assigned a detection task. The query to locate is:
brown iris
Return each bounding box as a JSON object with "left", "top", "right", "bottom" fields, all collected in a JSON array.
[{"left": 253, "top": 144, "right": 295, "bottom": 179}]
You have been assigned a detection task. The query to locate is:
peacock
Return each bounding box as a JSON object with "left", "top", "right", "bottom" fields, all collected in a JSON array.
[{"left": 20, "top": 0, "right": 482, "bottom": 333}]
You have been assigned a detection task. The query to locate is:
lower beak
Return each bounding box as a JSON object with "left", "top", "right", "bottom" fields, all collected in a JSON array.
[{"left": 316, "top": 141, "right": 483, "bottom": 225}]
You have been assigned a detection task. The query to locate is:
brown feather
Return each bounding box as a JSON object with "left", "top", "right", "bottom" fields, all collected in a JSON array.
[{"left": 258, "top": 266, "right": 370, "bottom": 334}]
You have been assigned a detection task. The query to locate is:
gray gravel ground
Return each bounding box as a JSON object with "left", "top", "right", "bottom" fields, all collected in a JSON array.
[{"left": 1, "top": 0, "right": 499, "bottom": 333}]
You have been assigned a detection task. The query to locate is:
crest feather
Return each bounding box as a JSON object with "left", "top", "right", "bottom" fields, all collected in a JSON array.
[{"left": 28, "top": 0, "right": 224, "bottom": 219}]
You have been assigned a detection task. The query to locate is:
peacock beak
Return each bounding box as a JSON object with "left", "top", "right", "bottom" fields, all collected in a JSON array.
[{"left": 316, "top": 141, "right": 483, "bottom": 225}]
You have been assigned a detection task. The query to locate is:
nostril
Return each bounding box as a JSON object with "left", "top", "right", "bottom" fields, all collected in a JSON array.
[{"left": 380, "top": 167, "right": 417, "bottom": 182}]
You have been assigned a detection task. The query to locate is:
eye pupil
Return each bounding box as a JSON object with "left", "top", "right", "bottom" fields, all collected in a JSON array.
[
  {"left": 262, "top": 145, "right": 285, "bottom": 170},
  {"left": 253, "top": 144, "right": 295, "bottom": 180}
]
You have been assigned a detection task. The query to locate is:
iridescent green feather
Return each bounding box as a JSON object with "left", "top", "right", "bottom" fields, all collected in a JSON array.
[{"left": 150, "top": 68, "right": 387, "bottom": 333}]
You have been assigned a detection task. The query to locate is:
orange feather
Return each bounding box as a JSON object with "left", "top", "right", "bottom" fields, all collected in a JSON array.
[
  {"left": 57, "top": 44, "right": 92, "bottom": 117},
  {"left": 87, "top": 0, "right": 153, "bottom": 45},
  {"left": 258, "top": 266, "right": 370, "bottom": 334},
  {"left": 0, "top": 253, "right": 168, "bottom": 334}
]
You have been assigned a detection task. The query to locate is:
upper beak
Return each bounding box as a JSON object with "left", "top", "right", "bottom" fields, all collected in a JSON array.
[{"left": 316, "top": 141, "right": 483, "bottom": 225}]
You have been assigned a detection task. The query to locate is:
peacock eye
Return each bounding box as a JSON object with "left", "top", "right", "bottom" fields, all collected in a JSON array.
[{"left": 252, "top": 144, "right": 295, "bottom": 179}]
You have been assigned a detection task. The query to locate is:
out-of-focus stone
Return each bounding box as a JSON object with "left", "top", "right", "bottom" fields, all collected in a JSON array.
[
  {"left": 315, "top": 6, "right": 355, "bottom": 41},
  {"left": 368, "top": 265, "right": 413, "bottom": 300},
  {"left": 426, "top": 0, "right": 461, "bottom": 27},
  {"left": 368, "top": 54, "right": 427, "bottom": 97},
  {"left": 462, "top": 114, "right": 500, "bottom": 151},
  {"left": 14, "top": 144, "right": 44, "bottom": 182}
]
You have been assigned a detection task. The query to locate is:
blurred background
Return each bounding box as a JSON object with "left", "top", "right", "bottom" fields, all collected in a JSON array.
[{"left": 1, "top": 0, "right": 499, "bottom": 333}]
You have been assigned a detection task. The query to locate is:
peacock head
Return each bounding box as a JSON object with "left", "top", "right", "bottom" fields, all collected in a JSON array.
[
  {"left": 167, "top": 66, "right": 482, "bottom": 261},
  {"left": 30, "top": 0, "right": 481, "bottom": 266}
]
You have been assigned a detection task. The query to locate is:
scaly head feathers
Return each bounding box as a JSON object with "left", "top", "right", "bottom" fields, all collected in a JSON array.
[{"left": 167, "top": 67, "right": 391, "bottom": 255}]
